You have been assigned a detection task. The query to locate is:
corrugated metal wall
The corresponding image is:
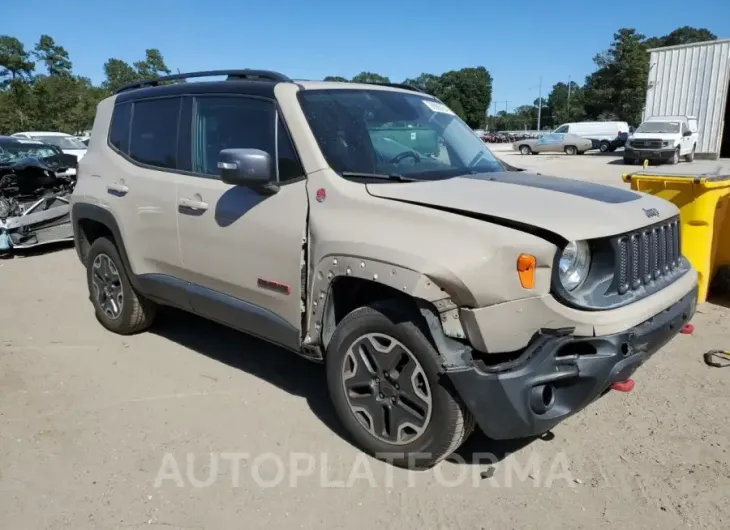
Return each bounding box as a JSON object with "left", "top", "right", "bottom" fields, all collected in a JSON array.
[{"left": 644, "top": 39, "right": 730, "bottom": 157}]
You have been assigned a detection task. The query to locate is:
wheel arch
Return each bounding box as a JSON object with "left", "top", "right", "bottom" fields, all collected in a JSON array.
[
  {"left": 303, "top": 255, "right": 471, "bottom": 370},
  {"left": 71, "top": 203, "right": 140, "bottom": 290}
]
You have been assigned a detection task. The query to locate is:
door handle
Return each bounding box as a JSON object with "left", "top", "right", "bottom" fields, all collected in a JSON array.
[
  {"left": 178, "top": 197, "right": 209, "bottom": 211},
  {"left": 107, "top": 182, "right": 129, "bottom": 194}
]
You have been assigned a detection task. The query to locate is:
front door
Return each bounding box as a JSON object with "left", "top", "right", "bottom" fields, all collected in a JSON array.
[{"left": 176, "top": 94, "right": 308, "bottom": 349}]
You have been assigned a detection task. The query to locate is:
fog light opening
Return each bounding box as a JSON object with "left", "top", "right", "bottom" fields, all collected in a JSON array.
[
  {"left": 620, "top": 342, "right": 631, "bottom": 357},
  {"left": 529, "top": 384, "right": 556, "bottom": 415}
]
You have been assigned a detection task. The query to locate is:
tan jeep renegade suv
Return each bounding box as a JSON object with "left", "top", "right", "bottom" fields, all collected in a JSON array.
[{"left": 71, "top": 70, "right": 698, "bottom": 468}]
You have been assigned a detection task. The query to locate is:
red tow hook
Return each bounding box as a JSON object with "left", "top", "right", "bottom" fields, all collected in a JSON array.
[
  {"left": 610, "top": 379, "right": 635, "bottom": 392},
  {"left": 680, "top": 323, "right": 695, "bottom": 334}
]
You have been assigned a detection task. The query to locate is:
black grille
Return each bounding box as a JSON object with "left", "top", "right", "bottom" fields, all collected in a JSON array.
[
  {"left": 616, "top": 217, "right": 681, "bottom": 295},
  {"left": 631, "top": 139, "right": 663, "bottom": 149}
]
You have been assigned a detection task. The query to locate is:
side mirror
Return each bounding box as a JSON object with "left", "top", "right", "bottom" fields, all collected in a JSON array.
[
  {"left": 218, "top": 148, "right": 278, "bottom": 193},
  {"left": 683, "top": 129, "right": 692, "bottom": 137}
]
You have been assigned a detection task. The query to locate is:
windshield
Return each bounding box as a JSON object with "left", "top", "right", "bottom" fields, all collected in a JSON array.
[
  {"left": 35, "top": 135, "right": 87, "bottom": 150},
  {"left": 0, "top": 143, "right": 58, "bottom": 163},
  {"left": 635, "top": 121, "right": 681, "bottom": 134},
  {"left": 298, "top": 89, "right": 504, "bottom": 180}
]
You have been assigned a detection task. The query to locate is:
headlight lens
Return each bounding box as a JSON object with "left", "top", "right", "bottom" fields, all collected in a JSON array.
[{"left": 558, "top": 240, "right": 591, "bottom": 291}]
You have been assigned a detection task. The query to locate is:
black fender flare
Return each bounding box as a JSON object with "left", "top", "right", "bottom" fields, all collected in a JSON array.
[{"left": 71, "top": 202, "right": 141, "bottom": 291}]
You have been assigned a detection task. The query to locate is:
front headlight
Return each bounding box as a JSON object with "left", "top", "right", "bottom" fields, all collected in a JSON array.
[{"left": 558, "top": 240, "right": 591, "bottom": 291}]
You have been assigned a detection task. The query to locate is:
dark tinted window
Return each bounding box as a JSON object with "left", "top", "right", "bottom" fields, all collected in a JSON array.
[
  {"left": 129, "top": 98, "right": 180, "bottom": 169},
  {"left": 109, "top": 102, "right": 131, "bottom": 153},
  {"left": 277, "top": 117, "right": 303, "bottom": 182},
  {"left": 192, "top": 96, "right": 275, "bottom": 177}
]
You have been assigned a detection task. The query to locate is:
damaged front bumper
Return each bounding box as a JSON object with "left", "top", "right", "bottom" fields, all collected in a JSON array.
[
  {"left": 0, "top": 194, "right": 74, "bottom": 254},
  {"left": 446, "top": 286, "right": 697, "bottom": 440}
]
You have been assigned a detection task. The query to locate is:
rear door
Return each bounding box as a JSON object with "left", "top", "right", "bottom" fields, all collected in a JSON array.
[
  {"left": 175, "top": 94, "right": 308, "bottom": 348},
  {"left": 99, "top": 97, "right": 186, "bottom": 281}
]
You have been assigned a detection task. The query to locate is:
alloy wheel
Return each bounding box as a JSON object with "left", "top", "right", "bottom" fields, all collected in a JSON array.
[
  {"left": 341, "top": 333, "right": 433, "bottom": 445},
  {"left": 91, "top": 253, "right": 123, "bottom": 320}
]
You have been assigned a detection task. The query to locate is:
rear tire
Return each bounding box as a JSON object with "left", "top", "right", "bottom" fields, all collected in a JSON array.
[
  {"left": 326, "top": 301, "right": 473, "bottom": 469},
  {"left": 519, "top": 145, "right": 531, "bottom": 155},
  {"left": 86, "top": 237, "right": 157, "bottom": 335},
  {"left": 599, "top": 140, "right": 610, "bottom": 153}
]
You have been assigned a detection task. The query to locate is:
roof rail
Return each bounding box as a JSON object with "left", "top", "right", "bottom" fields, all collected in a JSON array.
[
  {"left": 359, "top": 81, "right": 424, "bottom": 93},
  {"left": 114, "top": 69, "right": 292, "bottom": 94}
]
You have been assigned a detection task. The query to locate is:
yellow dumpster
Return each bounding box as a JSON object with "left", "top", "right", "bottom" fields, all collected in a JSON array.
[{"left": 622, "top": 171, "right": 730, "bottom": 303}]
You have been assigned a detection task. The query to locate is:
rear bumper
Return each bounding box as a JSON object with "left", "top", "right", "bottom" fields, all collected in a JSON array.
[
  {"left": 624, "top": 146, "right": 676, "bottom": 161},
  {"left": 447, "top": 286, "right": 696, "bottom": 440}
]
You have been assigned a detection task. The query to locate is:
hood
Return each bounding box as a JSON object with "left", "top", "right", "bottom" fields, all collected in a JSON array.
[{"left": 365, "top": 171, "right": 677, "bottom": 241}]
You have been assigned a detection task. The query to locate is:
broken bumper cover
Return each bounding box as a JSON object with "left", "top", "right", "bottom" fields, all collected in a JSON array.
[
  {"left": 446, "top": 286, "right": 697, "bottom": 440},
  {"left": 0, "top": 195, "right": 73, "bottom": 253}
]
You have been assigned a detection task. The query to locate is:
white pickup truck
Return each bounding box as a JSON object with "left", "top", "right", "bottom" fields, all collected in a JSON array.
[{"left": 623, "top": 115, "right": 699, "bottom": 165}]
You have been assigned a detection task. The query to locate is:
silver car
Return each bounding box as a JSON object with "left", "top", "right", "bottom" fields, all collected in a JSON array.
[{"left": 514, "top": 133, "right": 593, "bottom": 155}]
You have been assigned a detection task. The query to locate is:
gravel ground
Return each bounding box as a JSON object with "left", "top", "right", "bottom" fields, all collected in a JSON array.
[{"left": 1, "top": 152, "right": 729, "bottom": 529}]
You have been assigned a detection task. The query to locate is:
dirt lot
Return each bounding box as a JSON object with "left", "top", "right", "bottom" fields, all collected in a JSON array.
[{"left": 1, "top": 152, "right": 729, "bottom": 529}]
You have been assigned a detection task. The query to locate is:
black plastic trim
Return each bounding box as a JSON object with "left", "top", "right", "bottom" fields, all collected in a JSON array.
[
  {"left": 447, "top": 286, "right": 697, "bottom": 440},
  {"left": 114, "top": 69, "right": 291, "bottom": 94},
  {"left": 71, "top": 203, "right": 142, "bottom": 289},
  {"left": 135, "top": 274, "right": 300, "bottom": 352}
]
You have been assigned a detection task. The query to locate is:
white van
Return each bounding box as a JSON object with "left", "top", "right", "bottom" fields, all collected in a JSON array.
[
  {"left": 624, "top": 115, "right": 699, "bottom": 165},
  {"left": 11, "top": 131, "right": 87, "bottom": 162},
  {"left": 552, "top": 121, "right": 631, "bottom": 152}
]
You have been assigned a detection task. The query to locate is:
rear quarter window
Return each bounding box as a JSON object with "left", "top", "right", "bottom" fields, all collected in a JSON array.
[{"left": 109, "top": 102, "right": 132, "bottom": 153}]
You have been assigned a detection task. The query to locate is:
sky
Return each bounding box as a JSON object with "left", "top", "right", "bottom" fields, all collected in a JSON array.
[{"left": 4, "top": 0, "right": 730, "bottom": 112}]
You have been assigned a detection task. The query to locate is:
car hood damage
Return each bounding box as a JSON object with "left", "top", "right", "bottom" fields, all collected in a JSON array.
[
  {"left": 365, "top": 171, "right": 678, "bottom": 241},
  {"left": 0, "top": 154, "right": 77, "bottom": 254}
]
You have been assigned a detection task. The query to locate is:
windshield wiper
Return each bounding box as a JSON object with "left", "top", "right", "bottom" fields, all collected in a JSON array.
[{"left": 340, "top": 171, "right": 417, "bottom": 182}]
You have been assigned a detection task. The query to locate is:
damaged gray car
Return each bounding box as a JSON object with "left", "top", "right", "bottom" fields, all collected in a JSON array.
[{"left": 0, "top": 137, "right": 77, "bottom": 256}]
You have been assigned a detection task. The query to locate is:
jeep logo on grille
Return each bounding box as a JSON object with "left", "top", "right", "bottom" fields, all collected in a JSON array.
[{"left": 643, "top": 208, "right": 660, "bottom": 218}]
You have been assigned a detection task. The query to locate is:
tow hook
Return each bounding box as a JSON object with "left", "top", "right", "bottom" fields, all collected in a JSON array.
[{"left": 610, "top": 379, "right": 635, "bottom": 392}]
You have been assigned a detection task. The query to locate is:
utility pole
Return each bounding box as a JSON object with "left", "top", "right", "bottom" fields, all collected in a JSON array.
[
  {"left": 536, "top": 76, "right": 543, "bottom": 131},
  {"left": 567, "top": 74, "right": 572, "bottom": 116}
]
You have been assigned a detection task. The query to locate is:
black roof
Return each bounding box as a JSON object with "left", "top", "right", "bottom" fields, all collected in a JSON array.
[{"left": 113, "top": 69, "right": 424, "bottom": 103}]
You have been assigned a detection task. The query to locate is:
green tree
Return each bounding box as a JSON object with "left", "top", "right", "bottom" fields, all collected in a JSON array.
[
  {"left": 402, "top": 73, "right": 442, "bottom": 96},
  {"left": 102, "top": 58, "right": 139, "bottom": 92},
  {"left": 644, "top": 26, "right": 716, "bottom": 49},
  {"left": 351, "top": 71, "right": 390, "bottom": 84},
  {"left": 133, "top": 48, "right": 171, "bottom": 78},
  {"left": 33, "top": 34, "right": 72, "bottom": 76},
  {"left": 546, "top": 81, "right": 586, "bottom": 125},
  {"left": 0, "top": 35, "right": 34, "bottom": 85},
  {"left": 436, "top": 67, "right": 492, "bottom": 128},
  {"left": 323, "top": 75, "right": 348, "bottom": 82}
]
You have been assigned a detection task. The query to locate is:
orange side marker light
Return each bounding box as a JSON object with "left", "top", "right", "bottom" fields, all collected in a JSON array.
[{"left": 517, "top": 254, "right": 536, "bottom": 289}]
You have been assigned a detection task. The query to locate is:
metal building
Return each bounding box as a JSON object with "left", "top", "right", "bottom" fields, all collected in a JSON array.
[{"left": 644, "top": 38, "right": 730, "bottom": 159}]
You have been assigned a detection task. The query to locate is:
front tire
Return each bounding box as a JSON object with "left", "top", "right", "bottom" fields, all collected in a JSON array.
[
  {"left": 599, "top": 140, "right": 610, "bottom": 153},
  {"left": 685, "top": 145, "right": 696, "bottom": 162},
  {"left": 670, "top": 147, "right": 680, "bottom": 164},
  {"left": 86, "top": 237, "right": 156, "bottom": 334},
  {"left": 519, "top": 145, "right": 532, "bottom": 155},
  {"left": 564, "top": 145, "right": 577, "bottom": 155},
  {"left": 326, "top": 301, "right": 473, "bottom": 469}
]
